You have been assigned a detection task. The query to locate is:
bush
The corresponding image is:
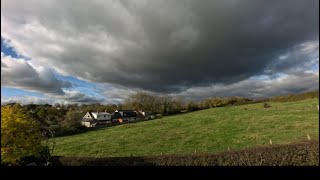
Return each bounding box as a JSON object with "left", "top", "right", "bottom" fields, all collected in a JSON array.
[
  {"left": 53, "top": 126, "right": 87, "bottom": 137},
  {"left": 17, "top": 146, "right": 52, "bottom": 166},
  {"left": 263, "top": 103, "right": 271, "bottom": 108}
]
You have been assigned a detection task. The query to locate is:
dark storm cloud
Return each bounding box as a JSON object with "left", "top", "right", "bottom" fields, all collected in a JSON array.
[
  {"left": 1, "top": 0, "right": 319, "bottom": 94},
  {"left": 58, "top": 90, "right": 104, "bottom": 103}
]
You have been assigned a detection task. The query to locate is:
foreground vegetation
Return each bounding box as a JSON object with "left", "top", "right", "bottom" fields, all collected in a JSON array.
[
  {"left": 1, "top": 105, "right": 51, "bottom": 165},
  {"left": 52, "top": 140, "right": 319, "bottom": 166},
  {"left": 53, "top": 98, "right": 319, "bottom": 157}
]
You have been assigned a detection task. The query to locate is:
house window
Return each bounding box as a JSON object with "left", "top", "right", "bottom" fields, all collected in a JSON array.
[{"left": 104, "top": 115, "right": 106, "bottom": 118}]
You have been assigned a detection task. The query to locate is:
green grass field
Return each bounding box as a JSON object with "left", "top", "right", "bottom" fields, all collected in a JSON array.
[{"left": 53, "top": 98, "right": 319, "bottom": 157}]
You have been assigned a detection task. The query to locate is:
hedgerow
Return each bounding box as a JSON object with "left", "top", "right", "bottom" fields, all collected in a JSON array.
[{"left": 51, "top": 140, "right": 319, "bottom": 166}]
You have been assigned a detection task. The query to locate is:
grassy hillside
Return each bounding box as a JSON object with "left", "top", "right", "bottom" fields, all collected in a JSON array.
[{"left": 53, "top": 98, "right": 319, "bottom": 157}]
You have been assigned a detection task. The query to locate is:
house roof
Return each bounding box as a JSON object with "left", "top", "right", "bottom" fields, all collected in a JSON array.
[
  {"left": 115, "top": 109, "right": 136, "bottom": 112},
  {"left": 91, "top": 112, "right": 111, "bottom": 116}
]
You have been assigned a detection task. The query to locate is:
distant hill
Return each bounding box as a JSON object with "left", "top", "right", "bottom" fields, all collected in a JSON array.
[{"left": 269, "top": 90, "right": 319, "bottom": 102}]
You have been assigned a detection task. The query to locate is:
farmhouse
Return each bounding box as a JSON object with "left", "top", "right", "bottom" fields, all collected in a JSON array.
[{"left": 81, "top": 111, "right": 112, "bottom": 127}]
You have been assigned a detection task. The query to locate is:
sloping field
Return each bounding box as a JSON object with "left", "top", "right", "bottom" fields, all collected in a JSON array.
[{"left": 53, "top": 98, "right": 319, "bottom": 157}]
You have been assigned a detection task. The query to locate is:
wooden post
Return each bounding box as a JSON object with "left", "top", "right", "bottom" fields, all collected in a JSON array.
[
  {"left": 269, "top": 139, "right": 272, "bottom": 145},
  {"left": 228, "top": 146, "right": 230, "bottom": 151},
  {"left": 307, "top": 134, "right": 311, "bottom": 140}
]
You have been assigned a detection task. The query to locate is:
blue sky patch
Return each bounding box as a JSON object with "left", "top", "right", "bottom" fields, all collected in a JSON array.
[
  {"left": 54, "top": 72, "right": 106, "bottom": 99},
  {"left": 1, "top": 87, "right": 45, "bottom": 97},
  {"left": 1, "top": 37, "right": 18, "bottom": 58}
]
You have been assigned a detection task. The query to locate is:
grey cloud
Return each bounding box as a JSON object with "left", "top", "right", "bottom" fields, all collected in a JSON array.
[
  {"left": 1, "top": 53, "right": 104, "bottom": 104},
  {"left": 1, "top": 91, "right": 103, "bottom": 105},
  {"left": 1, "top": 96, "right": 52, "bottom": 105},
  {"left": 1, "top": 53, "right": 71, "bottom": 94},
  {"left": 175, "top": 72, "right": 319, "bottom": 101},
  {"left": 59, "top": 90, "right": 104, "bottom": 104},
  {"left": 102, "top": 84, "right": 151, "bottom": 104},
  {"left": 1, "top": 0, "right": 319, "bottom": 96},
  {"left": 265, "top": 40, "right": 319, "bottom": 74}
]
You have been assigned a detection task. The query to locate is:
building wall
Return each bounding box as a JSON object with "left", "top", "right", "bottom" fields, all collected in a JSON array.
[
  {"left": 97, "top": 114, "right": 111, "bottom": 120},
  {"left": 92, "top": 113, "right": 111, "bottom": 120},
  {"left": 81, "top": 121, "right": 91, "bottom": 127}
]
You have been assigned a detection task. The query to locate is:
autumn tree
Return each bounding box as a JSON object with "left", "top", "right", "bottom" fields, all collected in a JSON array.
[
  {"left": 166, "top": 96, "right": 186, "bottom": 114},
  {"left": 124, "top": 92, "right": 161, "bottom": 113},
  {"left": 1, "top": 104, "right": 43, "bottom": 165}
]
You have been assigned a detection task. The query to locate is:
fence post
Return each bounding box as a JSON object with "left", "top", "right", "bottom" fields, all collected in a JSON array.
[
  {"left": 307, "top": 134, "right": 311, "bottom": 140},
  {"left": 269, "top": 139, "right": 272, "bottom": 145}
]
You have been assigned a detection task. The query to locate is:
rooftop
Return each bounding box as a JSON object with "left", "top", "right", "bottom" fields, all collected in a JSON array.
[{"left": 91, "top": 112, "right": 111, "bottom": 115}]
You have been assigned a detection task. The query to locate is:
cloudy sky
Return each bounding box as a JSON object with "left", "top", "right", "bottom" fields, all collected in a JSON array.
[{"left": 1, "top": 0, "right": 319, "bottom": 105}]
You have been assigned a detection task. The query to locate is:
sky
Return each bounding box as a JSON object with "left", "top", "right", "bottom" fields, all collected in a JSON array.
[{"left": 1, "top": 0, "right": 319, "bottom": 105}]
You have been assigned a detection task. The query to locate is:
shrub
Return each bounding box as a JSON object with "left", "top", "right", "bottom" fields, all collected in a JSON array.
[
  {"left": 17, "top": 146, "right": 52, "bottom": 166},
  {"left": 51, "top": 140, "right": 319, "bottom": 166},
  {"left": 263, "top": 102, "right": 271, "bottom": 108}
]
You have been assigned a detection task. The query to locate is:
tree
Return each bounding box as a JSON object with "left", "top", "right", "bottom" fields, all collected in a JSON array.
[
  {"left": 167, "top": 96, "right": 186, "bottom": 114},
  {"left": 124, "top": 92, "right": 161, "bottom": 113},
  {"left": 61, "top": 110, "right": 83, "bottom": 128},
  {"left": 159, "top": 96, "right": 172, "bottom": 115},
  {"left": 187, "top": 101, "right": 199, "bottom": 112},
  {"left": 1, "top": 104, "right": 43, "bottom": 165}
]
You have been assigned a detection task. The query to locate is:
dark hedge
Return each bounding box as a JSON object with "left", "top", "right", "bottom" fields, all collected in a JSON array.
[{"left": 51, "top": 140, "right": 319, "bottom": 166}]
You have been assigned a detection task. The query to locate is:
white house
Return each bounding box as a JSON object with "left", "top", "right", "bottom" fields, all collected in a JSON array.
[{"left": 81, "top": 111, "right": 112, "bottom": 127}]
